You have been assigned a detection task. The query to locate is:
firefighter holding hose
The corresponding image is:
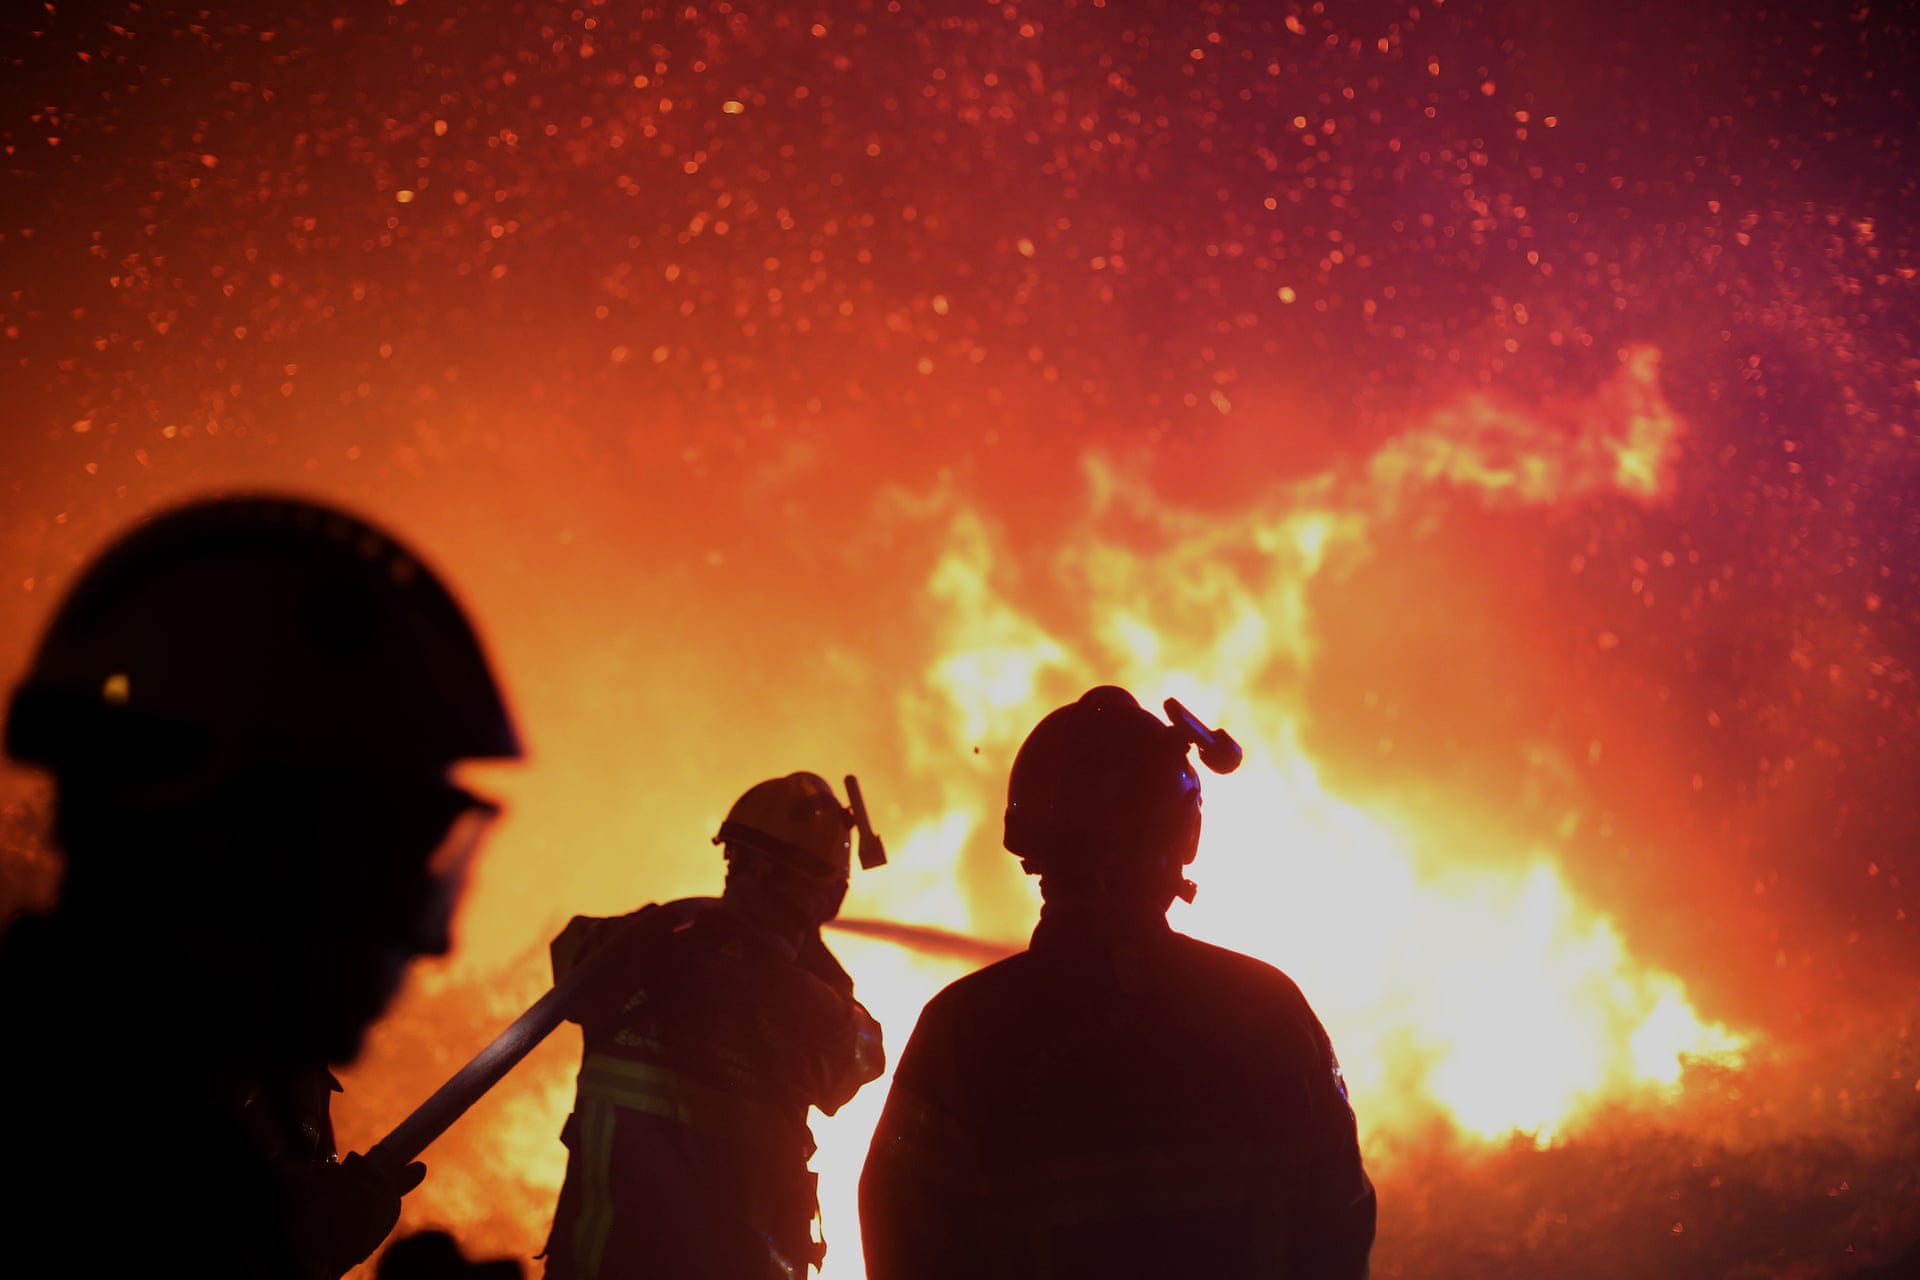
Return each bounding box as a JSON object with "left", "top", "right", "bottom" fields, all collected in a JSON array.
[
  {"left": 540, "top": 773, "right": 887, "bottom": 1280},
  {"left": 860, "top": 686, "right": 1376, "bottom": 1278},
  {"left": 0, "top": 495, "right": 524, "bottom": 1279}
]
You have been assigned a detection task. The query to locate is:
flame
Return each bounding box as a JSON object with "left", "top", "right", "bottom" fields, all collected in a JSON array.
[
  {"left": 861, "top": 341, "right": 1741, "bottom": 1142},
  {"left": 784, "top": 344, "right": 1745, "bottom": 1277},
  {"left": 1367, "top": 345, "right": 1681, "bottom": 507},
  {"left": 346, "top": 345, "right": 1744, "bottom": 1277}
]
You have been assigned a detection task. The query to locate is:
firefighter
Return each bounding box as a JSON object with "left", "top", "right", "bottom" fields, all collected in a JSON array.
[
  {"left": 541, "top": 772, "right": 887, "bottom": 1280},
  {"left": 860, "top": 686, "right": 1377, "bottom": 1279},
  {"left": 0, "top": 495, "right": 523, "bottom": 1278}
]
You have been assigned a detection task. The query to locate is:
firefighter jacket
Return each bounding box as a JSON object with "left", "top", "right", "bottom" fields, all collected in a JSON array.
[
  {"left": 542, "top": 898, "right": 884, "bottom": 1280},
  {"left": 859, "top": 906, "right": 1376, "bottom": 1279},
  {"left": 0, "top": 912, "right": 307, "bottom": 1279}
]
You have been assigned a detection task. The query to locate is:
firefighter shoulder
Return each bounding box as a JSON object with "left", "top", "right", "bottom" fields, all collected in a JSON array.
[
  {"left": 860, "top": 687, "right": 1375, "bottom": 1280},
  {"left": 552, "top": 902, "right": 880, "bottom": 1113}
]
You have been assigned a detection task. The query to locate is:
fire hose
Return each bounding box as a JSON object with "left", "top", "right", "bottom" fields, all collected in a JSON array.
[
  {"left": 358, "top": 916, "right": 1014, "bottom": 1173},
  {"left": 361, "top": 919, "right": 642, "bottom": 1172}
]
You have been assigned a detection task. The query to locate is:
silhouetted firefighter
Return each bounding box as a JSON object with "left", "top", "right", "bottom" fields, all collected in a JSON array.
[
  {"left": 861, "top": 686, "right": 1377, "bottom": 1279},
  {"left": 0, "top": 496, "right": 524, "bottom": 1280},
  {"left": 541, "top": 773, "right": 888, "bottom": 1280}
]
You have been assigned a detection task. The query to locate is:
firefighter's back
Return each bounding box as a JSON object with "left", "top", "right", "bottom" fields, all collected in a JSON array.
[
  {"left": 544, "top": 900, "right": 824, "bottom": 1280},
  {"left": 863, "top": 688, "right": 1375, "bottom": 1280},
  {"left": 873, "top": 912, "right": 1372, "bottom": 1277}
]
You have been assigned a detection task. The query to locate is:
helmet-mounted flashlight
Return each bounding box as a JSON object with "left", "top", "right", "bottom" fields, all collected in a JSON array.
[
  {"left": 1163, "top": 698, "right": 1243, "bottom": 774},
  {"left": 844, "top": 774, "right": 887, "bottom": 869}
]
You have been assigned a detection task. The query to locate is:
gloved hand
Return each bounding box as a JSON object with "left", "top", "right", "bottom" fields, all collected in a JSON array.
[{"left": 298, "top": 1151, "right": 428, "bottom": 1279}]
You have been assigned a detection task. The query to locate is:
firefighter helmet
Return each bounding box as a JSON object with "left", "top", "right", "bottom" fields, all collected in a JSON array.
[
  {"left": 713, "top": 772, "right": 861, "bottom": 883},
  {"left": 1004, "top": 686, "right": 1213, "bottom": 887},
  {"left": 4, "top": 494, "right": 523, "bottom": 785}
]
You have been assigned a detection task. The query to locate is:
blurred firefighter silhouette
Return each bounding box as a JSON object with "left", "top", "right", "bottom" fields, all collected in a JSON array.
[
  {"left": 541, "top": 772, "right": 886, "bottom": 1280},
  {"left": 860, "top": 686, "right": 1376, "bottom": 1279},
  {"left": 0, "top": 495, "right": 524, "bottom": 1279}
]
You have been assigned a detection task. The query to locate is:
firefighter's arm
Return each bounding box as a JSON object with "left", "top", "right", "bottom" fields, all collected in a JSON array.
[
  {"left": 780, "top": 935, "right": 886, "bottom": 1113},
  {"left": 816, "top": 998, "right": 884, "bottom": 1115},
  {"left": 550, "top": 907, "right": 659, "bottom": 1024},
  {"left": 1289, "top": 1019, "right": 1377, "bottom": 1280},
  {"left": 860, "top": 1011, "right": 979, "bottom": 1280}
]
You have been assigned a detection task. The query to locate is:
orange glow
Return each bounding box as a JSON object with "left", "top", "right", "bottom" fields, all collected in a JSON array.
[
  {"left": 6, "top": 3, "right": 1915, "bottom": 1271},
  {"left": 340, "top": 343, "right": 1744, "bottom": 1278},
  {"left": 864, "top": 343, "right": 1740, "bottom": 1157}
]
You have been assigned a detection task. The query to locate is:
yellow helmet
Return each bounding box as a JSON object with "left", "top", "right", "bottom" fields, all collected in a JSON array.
[{"left": 713, "top": 772, "right": 886, "bottom": 882}]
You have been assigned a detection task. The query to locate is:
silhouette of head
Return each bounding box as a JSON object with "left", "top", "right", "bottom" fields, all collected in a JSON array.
[
  {"left": 375, "top": 1229, "right": 523, "bottom": 1280},
  {"left": 1004, "top": 686, "right": 1204, "bottom": 907},
  {"left": 4, "top": 495, "right": 522, "bottom": 1065},
  {"left": 715, "top": 772, "right": 859, "bottom": 932}
]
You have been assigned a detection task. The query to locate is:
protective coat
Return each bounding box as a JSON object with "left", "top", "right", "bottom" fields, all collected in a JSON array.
[
  {"left": 543, "top": 899, "right": 882, "bottom": 1280},
  {"left": 861, "top": 907, "right": 1375, "bottom": 1279}
]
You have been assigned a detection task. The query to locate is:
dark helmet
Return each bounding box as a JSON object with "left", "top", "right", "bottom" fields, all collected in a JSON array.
[
  {"left": 5, "top": 494, "right": 522, "bottom": 789},
  {"left": 714, "top": 772, "right": 885, "bottom": 929},
  {"left": 714, "top": 773, "right": 859, "bottom": 884},
  {"left": 1005, "top": 687, "right": 1233, "bottom": 898}
]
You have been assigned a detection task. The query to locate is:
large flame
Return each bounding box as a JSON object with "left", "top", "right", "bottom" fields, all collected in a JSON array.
[
  {"left": 327, "top": 343, "right": 1758, "bottom": 1279},
  {"left": 771, "top": 345, "right": 1743, "bottom": 1274},
  {"left": 338, "top": 343, "right": 1752, "bottom": 1279}
]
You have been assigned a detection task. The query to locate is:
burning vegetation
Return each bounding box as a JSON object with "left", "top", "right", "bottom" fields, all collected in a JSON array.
[{"left": 3, "top": 0, "right": 1919, "bottom": 1276}]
